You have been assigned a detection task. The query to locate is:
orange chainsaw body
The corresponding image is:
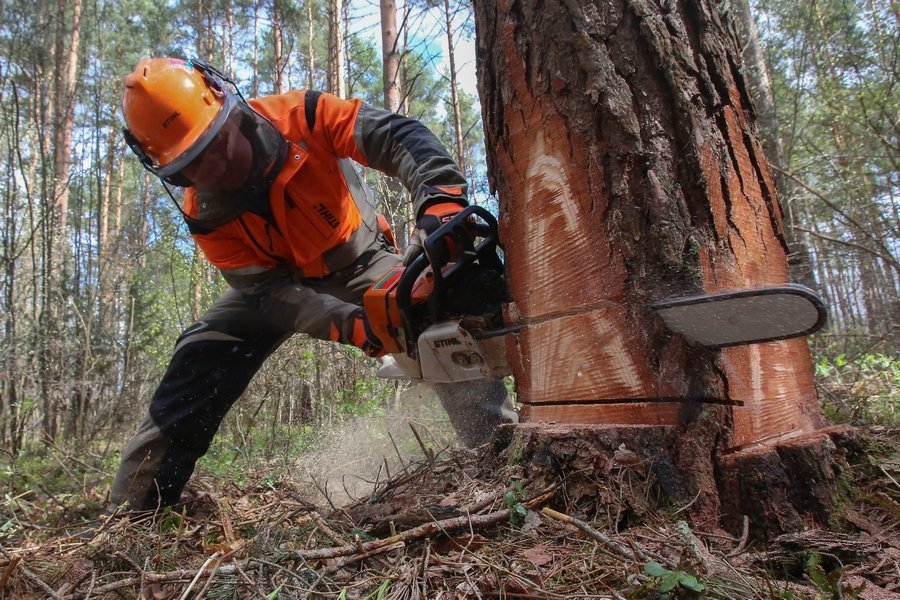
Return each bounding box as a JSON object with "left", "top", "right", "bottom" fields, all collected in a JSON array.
[{"left": 363, "top": 265, "right": 435, "bottom": 355}]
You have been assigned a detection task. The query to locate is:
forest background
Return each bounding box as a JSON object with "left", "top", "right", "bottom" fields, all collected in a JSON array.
[{"left": 0, "top": 0, "right": 896, "bottom": 502}]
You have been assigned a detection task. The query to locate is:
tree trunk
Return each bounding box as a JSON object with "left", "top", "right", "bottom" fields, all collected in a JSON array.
[
  {"left": 252, "top": 0, "right": 261, "bottom": 97},
  {"left": 41, "top": 0, "right": 82, "bottom": 440},
  {"left": 380, "top": 0, "right": 402, "bottom": 113},
  {"left": 273, "top": 0, "right": 285, "bottom": 95},
  {"left": 379, "top": 0, "right": 408, "bottom": 244},
  {"left": 192, "top": 248, "right": 205, "bottom": 321},
  {"left": 52, "top": 0, "right": 81, "bottom": 239},
  {"left": 224, "top": 0, "right": 234, "bottom": 74},
  {"left": 443, "top": 0, "right": 466, "bottom": 176},
  {"left": 306, "top": 1, "right": 315, "bottom": 90},
  {"left": 475, "top": 0, "right": 841, "bottom": 538},
  {"left": 328, "top": 0, "right": 346, "bottom": 97}
]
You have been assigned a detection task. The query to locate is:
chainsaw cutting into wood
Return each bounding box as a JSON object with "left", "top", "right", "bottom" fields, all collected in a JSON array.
[{"left": 363, "top": 206, "right": 828, "bottom": 383}]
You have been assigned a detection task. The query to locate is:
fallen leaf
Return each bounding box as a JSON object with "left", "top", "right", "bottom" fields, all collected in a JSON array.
[
  {"left": 438, "top": 494, "right": 459, "bottom": 507},
  {"left": 522, "top": 545, "right": 554, "bottom": 566},
  {"left": 521, "top": 509, "right": 542, "bottom": 533},
  {"left": 204, "top": 538, "right": 246, "bottom": 558}
]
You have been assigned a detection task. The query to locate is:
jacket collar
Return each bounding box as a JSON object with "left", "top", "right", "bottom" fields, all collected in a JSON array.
[{"left": 186, "top": 104, "right": 289, "bottom": 229}]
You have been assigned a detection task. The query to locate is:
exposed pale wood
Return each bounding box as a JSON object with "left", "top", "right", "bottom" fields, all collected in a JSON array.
[
  {"left": 722, "top": 340, "right": 822, "bottom": 448},
  {"left": 509, "top": 308, "right": 668, "bottom": 405},
  {"left": 477, "top": 0, "right": 825, "bottom": 444},
  {"left": 519, "top": 403, "right": 683, "bottom": 426}
]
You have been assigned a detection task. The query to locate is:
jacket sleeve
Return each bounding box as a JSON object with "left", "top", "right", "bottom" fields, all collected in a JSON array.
[
  {"left": 307, "top": 91, "right": 469, "bottom": 219},
  {"left": 190, "top": 226, "right": 358, "bottom": 341}
]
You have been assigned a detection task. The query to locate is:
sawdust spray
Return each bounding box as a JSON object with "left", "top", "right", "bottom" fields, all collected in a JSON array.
[{"left": 292, "top": 383, "right": 457, "bottom": 506}]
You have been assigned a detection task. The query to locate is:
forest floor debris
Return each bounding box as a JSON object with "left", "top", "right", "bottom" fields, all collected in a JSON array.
[{"left": 1, "top": 425, "right": 898, "bottom": 599}]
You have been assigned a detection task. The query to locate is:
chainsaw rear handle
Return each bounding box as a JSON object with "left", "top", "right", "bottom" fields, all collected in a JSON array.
[{"left": 395, "top": 205, "right": 503, "bottom": 344}]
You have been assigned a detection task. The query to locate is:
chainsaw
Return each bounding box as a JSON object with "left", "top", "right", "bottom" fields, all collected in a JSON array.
[{"left": 363, "top": 206, "right": 828, "bottom": 383}]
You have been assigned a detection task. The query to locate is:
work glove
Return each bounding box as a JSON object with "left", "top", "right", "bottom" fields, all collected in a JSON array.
[
  {"left": 401, "top": 200, "right": 467, "bottom": 266},
  {"left": 341, "top": 308, "right": 385, "bottom": 358}
]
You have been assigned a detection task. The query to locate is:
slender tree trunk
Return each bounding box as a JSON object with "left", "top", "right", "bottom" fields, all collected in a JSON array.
[
  {"left": 1, "top": 102, "right": 18, "bottom": 449},
  {"left": 307, "top": 1, "right": 316, "bottom": 90},
  {"left": 191, "top": 248, "right": 204, "bottom": 321},
  {"left": 443, "top": 0, "right": 466, "bottom": 176},
  {"left": 380, "top": 0, "right": 408, "bottom": 244},
  {"left": 224, "top": 0, "right": 234, "bottom": 74},
  {"left": 252, "top": 0, "right": 260, "bottom": 97},
  {"left": 328, "top": 0, "right": 346, "bottom": 96},
  {"left": 98, "top": 129, "right": 112, "bottom": 336},
  {"left": 41, "top": 0, "right": 82, "bottom": 440},
  {"left": 52, "top": 0, "right": 81, "bottom": 238},
  {"left": 380, "top": 0, "right": 402, "bottom": 112},
  {"left": 273, "top": 0, "right": 285, "bottom": 94}
]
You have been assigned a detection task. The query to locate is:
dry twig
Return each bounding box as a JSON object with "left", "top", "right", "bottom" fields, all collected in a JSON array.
[
  {"left": 541, "top": 507, "right": 643, "bottom": 563},
  {"left": 289, "top": 508, "right": 513, "bottom": 562}
]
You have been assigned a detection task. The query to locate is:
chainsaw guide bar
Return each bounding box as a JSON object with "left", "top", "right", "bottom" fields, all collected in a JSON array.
[{"left": 649, "top": 283, "right": 828, "bottom": 347}]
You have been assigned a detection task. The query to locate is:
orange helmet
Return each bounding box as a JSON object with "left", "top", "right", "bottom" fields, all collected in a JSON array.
[{"left": 122, "top": 58, "right": 237, "bottom": 179}]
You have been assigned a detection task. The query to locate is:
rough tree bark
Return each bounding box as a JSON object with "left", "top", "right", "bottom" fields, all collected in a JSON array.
[
  {"left": 328, "top": 0, "right": 346, "bottom": 97},
  {"left": 380, "top": 0, "right": 402, "bottom": 113},
  {"left": 379, "top": 0, "right": 409, "bottom": 245},
  {"left": 475, "top": 0, "right": 846, "bottom": 537}
]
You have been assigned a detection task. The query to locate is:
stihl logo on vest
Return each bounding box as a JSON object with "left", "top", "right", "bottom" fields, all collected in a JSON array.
[{"left": 315, "top": 203, "right": 340, "bottom": 229}]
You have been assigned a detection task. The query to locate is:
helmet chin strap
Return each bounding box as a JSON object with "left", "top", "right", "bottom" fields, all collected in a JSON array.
[{"left": 159, "top": 178, "right": 200, "bottom": 225}]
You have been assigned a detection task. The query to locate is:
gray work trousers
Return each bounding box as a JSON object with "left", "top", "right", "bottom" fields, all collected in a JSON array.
[{"left": 109, "top": 247, "right": 515, "bottom": 510}]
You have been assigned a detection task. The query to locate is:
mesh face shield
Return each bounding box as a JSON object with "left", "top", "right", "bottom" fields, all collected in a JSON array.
[
  {"left": 154, "top": 91, "right": 240, "bottom": 181},
  {"left": 174, "top": 102, "right": 290, "bottom": 226}
]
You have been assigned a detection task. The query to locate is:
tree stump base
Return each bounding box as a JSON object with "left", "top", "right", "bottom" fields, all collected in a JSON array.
[
  {"left": 719, "top": 426, "right": 862, "bottom": 538},
  {"left": 488, "top": 423, "right": 858, "bottom": 540}
]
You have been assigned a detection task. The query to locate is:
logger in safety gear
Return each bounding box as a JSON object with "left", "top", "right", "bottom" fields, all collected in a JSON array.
[{"left": 110, "top": 57, "right": 516, "bottom": 512}]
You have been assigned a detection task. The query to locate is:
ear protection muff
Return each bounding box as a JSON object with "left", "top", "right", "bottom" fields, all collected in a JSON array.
[{"left": 190, "top": 59, "right": 241, "bottom": 99}]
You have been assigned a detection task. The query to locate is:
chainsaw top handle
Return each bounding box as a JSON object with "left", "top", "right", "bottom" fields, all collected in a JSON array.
[{"left": 395, "top": 205, "right": 503, "bottom": 342}]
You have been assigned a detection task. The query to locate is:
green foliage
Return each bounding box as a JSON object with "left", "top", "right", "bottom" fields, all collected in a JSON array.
[
  {"left": 266, "top": 584, "right": 284, "bottom": 600},
  {"left": 0, "top": 442, "right": 117, "bottom": 532},
  {"left": 642, "top": 562, "right": 706, "bottom": 598},
  {"left": 1, "top": 442, "right": 117, "bottom": 499},
  {"left": 502, "top": 479, "right": 528, "bottom": 524},
  {"left": 801, "top": 552, "right": 866, "bottom": 599},
  {"left": 364, "top": 579, "right": 392, "bottom": 599},
  {"left": 815, "top": 352, "right": 899, "bottom": 424},
  {"left": 158, "top": 506, "right": 184, "bottom": 534},
  {"left": 346, "top": 34, "right": 384, "bottom": 103}
]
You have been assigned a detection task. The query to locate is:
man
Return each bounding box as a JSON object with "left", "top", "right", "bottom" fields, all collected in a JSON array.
[{"left": 112, "top": 57, "right": 515, "bottom": 511}]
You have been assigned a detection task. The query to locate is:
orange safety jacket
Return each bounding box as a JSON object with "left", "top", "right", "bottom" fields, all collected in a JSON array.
[{"left": 179, "top": 90, "right": 467, "bottom": 341}]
